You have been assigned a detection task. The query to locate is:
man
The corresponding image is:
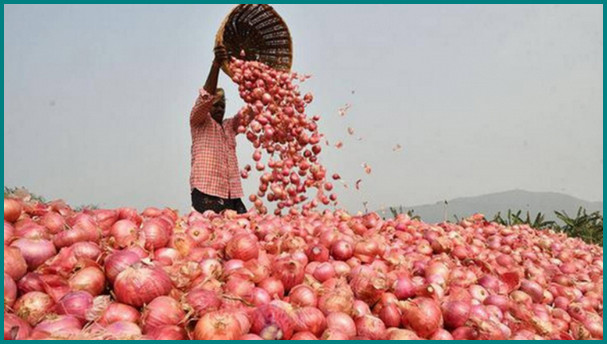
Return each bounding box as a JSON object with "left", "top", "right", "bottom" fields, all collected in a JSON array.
[{"left": 189, "top": 46, "right": 252, "bottom": 214}]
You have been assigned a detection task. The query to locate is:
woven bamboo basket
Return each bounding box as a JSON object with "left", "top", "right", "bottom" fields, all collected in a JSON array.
[{"left": 215, "top": 4, "right": 293, "bottom": 77}]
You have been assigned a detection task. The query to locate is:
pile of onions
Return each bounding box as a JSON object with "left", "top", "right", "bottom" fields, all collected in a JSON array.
[{"left": 2, "top": 61, "right": 603, "bottom": 341}]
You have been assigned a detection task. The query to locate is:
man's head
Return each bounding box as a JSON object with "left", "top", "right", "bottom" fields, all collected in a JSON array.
[{"left": 211, "top": 88, "right": 226, "bottom": 123}]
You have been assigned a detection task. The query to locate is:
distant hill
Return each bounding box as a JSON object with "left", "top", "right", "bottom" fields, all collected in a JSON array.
[{"left": 382, "top": 190, "right": 603, "bottom": 224}]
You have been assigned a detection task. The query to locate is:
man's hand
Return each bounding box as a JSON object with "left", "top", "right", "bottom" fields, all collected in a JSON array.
[{"left": 213, "top": 45, "right": 229, "bottom": 66}]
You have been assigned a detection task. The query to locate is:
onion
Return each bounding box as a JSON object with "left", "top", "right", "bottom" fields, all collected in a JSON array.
[
  {"left": 379, "top": 303, "right": 401, "bottom": 328},
  {"left": 141, "top": 296, "right": 185, "bottom": 333},
  {"left": 289, "top": 285, "right": 317, "bottom": 307},
  {"left": 71, "top": 241, "right": 102, "bottom": 261},
  {"left": 4, "top": 198, "right": 22, "bottom": 223},
  {"left": 33, "top": 315, "right": 82, "bottom": 336},
  {"left": 186, "top": 222, "right": 210, "bottom": 244},
  {"left": 114, "top": 263, "right": 173, "bottom": 307},
  {"left": 442, "top": 300, "right": 471, "bottom": 329},
  {"left": 10, "top": 238, "right": 56, "bottom": 270},
  {"left": 54, "top": 291, "right": 93, "bottom": 323},
  {"left": 194, "top": 311, "right": 242, "bottom": 340},
  {"left": 326, "top": 312, "right": 356, "bottom": 338},
  {"left": 355, "top": 314, "right": 387, "bottom": 340},
  {"left": 142, "top": 219, "right": 170, "bottom": 250},
  {"left": 393, "top": 276, "right": 416, "bottom": 300},
  {"left": 104, "top": 250, "right": 141, "bottom": 284},
  {"left": 154, "top": 247, "right": 181, "bottom": 266},
  {"left": 387, "top": 328, "right": 421, "bottom": 340},
  {"left": 520, "top": 279, "right": 544, "bottom": 303},
  {"left": 352, "top": 299, "right": 371, "bottom": 318},
  {"left": 4, "top": 221, "right": 14, "bottom": 245},
  {"left": 318, "top": 280, "right": 354, "bottom": 316},
  {"left": 331, "top": 240, "right": 353, "bottom": 261},
  {"left": 98, "top": 302, "right": 141, "bottom": 325},
  {"left": 313, "top": 262, "right": 336, "bottom": 282},
  {"left": 185, "top": 289, "right": 221, "bottom": 316},
  {"left": 14, "top": 291, "right": 55, "bottom": 325},
  {"left": 4, "top": 313, "right": 32, "bottom": 340},
  {"left": 103, "top": 321, "right": 142, "bottom": 340},
  {"left": 400, "top": 297, "right": 443, "bottom": 338},
  {"left": 53, "top": 228, "right": 90, "bottom": 248},
  {"left": 250, "top": 304, "right": 296, "bottom": 340},
  {"left": 306, "top": 244, "right": 329, "bottom": 262},
  {"left": 93, "top": 209, "right": 119, "bottom": 233},
  {"left": 259, "top": 277, "right": 285, "bottom": 298},
  {"left": 248, "top": 287, "right": 272, "bottom": 306},
  {"left": 294, "top": 307, "right": 326, "bottom": 336},
  {"left": 226, "top": 233, "right": 259, "bottom": 261},
  {"left": 69, "top": 266, "right": 106, "bottom": 296},
  {"left": 322, "top": 329, "right": 350, "bottom": 340},
  {"left": 272, "top": 257, "right": 304, "bottom": 292},
  {"left": 430, "top": 328, "right": 455, "bottom": 340},
  {"left": 350, "top": 266, "right": 388, "bottom": 305},
  {"left": 4, "top": 246, "right": 28, "bottom": 281},
  {"left": 16, "top": 223, "right": 49, "bottom": 240},
  {"left": 4, "top": 273, "right": 17, "bottom": 308},
  {"left": 110, "top": 220, "right": 139, "bottom": 248},
  {"left": 291, "top": 331, "right": 318, "bottom": 340},
  {"left": 146, "top": 325, "right": 187, "bottom": 340}
]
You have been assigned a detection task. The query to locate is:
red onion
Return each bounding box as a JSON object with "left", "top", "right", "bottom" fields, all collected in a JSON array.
[
  {"left": 4, "top": 246, "right": 28, "bottom": 281},
  {"left": 240, "top": 333, "right": 264, "bottom": 340},
  {"left": 33, "top": 315, "right": 82, "bottom": 336},
  {"left": 104, "top": 250, "right": 141, "bottom": 284},
  {"left": 4, "top": 313, "right": 32, "bottom": 340},
  {"left": 291, "top": 331, "right": 318, "bottom": 340},
  {"left": 69, "top": 266, "right": 105, "bottom": 296},
  {"left": 393, "top": 276, "right": 416, "bottom": 300},
  {"left": 142, "top": 219, "right": 170, "bottom": 250},
  {"left": 306, "top": 244, "right": 330, "bottom": 262},
  {"left": 400, "top": 297, "right": 443, "bottom": 338},
  {"left": 326, "top": 312, "right": 356, "bottom": 338},
  {"left": 194, "top": 311, "right": 242, "bottom": 340},
  {"left": 387, "top": 328, "right": 421, "bottom": 340},
  {"left": 354, "top": 314, "right": 387, "bottom": 340},
  {"left": 318, "top": 281, "right": 354, "bottom": 316},
  {"left": 322, "top": 329, "right": 350, "bottom": 340},
  {"left": 248, "top": 287, "right": 272, "bottom": 306},
  {"left": 98, "top": 302, "right": 141, "bottom": 325},
  {"left": 4, "top": 273, "right": 17, "bottom": 308},
  {"left": 54, "top": 291, "right": 93, "bottom": 323},
  {"left": 331, "top": 240, "right": 353, "bottom": 261},
  {"left": 294, "top": 306, "right": 327, "bottom": 336},
  {"left": 442, "top": 300, "right": 471, "bottom": 329},
  {"left": 313, "top": 262, "right": 336, "bottom": 282},
  {"left": 431, "top": 328, "right": 455, "bottom": 340},
  {"left": 110, "top": 219, "right": 139, "bottom": 248},
  {"left": 226, "top": 233, "right": 259, "bottom": 261},
  {"left": 4, "top": 221, "right": 14, "bottom": 245},
  {"left": 272, "top": 257, "right": 304, "bottom": 292},
  {"left": 146, "top": 325, "right": 187, "bottom": 340},
  {"left": 379, "top": 303, "right": 401, "bottom": 328},
  {"left": 250, "top": 304, "right": 296, "bottom": 340},
  {"left": 10, "top": 238, "right": 56, "bottom": 270},
  {"left": 16, "top": 223, "right": 49, "bottom": 239},
  {"left": 14, "top": 291, "right": 55, "bottom": 325},
  {"left": 350, "top": 266, "right": 388, "bottom": 305},
  {"left": 114, "top": 263, "right": 173, "bottom": 307},
  {"left": 289, "top": 285, "right": 317, "bottom": 307},
  {"left": 4, "top": 198, "right": 22, "bottom": 223},
  {"left": 103, "top": 321, "right": 142, "bottom": 340},
  {"left": 141, "top": 296, "right": 185, "bottom": 333},
  {"left": 520, "top": 279, "right": 544, "bottom": 303},
  {"left": 71, "top": 241, "right": 102, "bottom": 260}
]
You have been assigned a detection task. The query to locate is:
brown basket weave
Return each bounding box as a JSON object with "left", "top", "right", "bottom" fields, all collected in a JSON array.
[{"left": 215, "top": 4, "right": 293, "bottom": 77}]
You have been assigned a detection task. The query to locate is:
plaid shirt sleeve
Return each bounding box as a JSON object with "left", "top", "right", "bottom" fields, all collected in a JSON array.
[{"left": 190, "top": 88, "right": 214, "bottom": 126}]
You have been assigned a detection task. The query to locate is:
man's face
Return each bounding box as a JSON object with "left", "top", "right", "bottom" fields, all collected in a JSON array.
[{"left": 211, "top": 92, "right": 226, "bottom": 122}]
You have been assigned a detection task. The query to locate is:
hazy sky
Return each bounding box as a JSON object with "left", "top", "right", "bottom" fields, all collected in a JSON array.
[{"left": 4, "top": 4, "right": 603, "bottom": 214}]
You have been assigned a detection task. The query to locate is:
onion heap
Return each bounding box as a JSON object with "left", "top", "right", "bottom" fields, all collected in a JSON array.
[{"left": 3, "top": 194, "right": 603, "bottom": 340}]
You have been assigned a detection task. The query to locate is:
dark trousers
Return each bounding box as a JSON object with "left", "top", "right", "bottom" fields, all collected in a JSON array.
[{"left": 191, "top": 188, "right": 247, "bottom": 214}]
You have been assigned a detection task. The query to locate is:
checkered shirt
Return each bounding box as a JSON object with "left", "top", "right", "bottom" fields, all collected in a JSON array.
[{"left": 189, "top": 88, "right": 244, "bottom": 199}]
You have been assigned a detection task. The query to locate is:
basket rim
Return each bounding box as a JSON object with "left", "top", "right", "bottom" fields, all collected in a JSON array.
[{"left": 215, "top": 4, "right": 293, "bottom": 78}]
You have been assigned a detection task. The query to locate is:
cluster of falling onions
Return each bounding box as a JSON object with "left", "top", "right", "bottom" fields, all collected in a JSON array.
[{"left": 229, "top": 58, "right": 338, "bottom": 215}]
